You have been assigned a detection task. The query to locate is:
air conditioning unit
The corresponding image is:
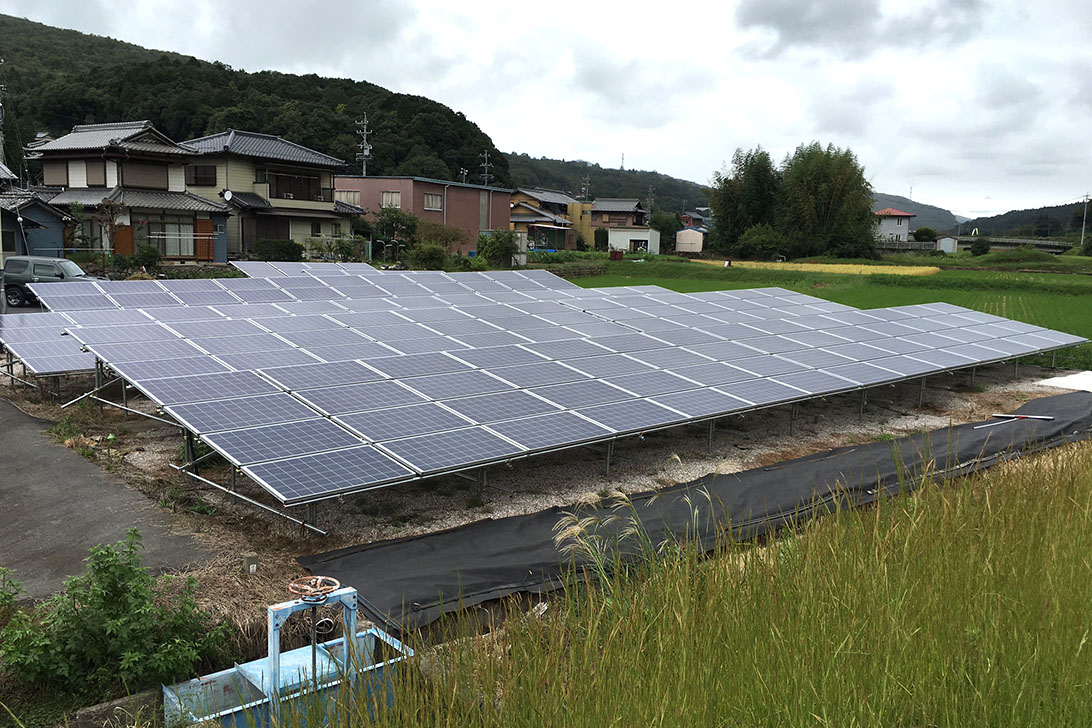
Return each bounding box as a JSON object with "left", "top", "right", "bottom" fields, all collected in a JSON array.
[{"left": 283, "top": 192, "right": 294, "bottom": 199}]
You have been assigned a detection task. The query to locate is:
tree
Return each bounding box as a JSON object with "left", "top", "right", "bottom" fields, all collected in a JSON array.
[
  {"left": 735, "top": 224, "right": 787, "bottom": 260},
  {"left": 649, "top": 211, "right": 683, "bottom": 253},
  {"left": 971, "top": 236, "right": 991, "bottom": 256},
  {"left": 416, "top": 220, "right": 467, "bottom": 251},
  {"left": 708, "top": 147, "right": 779, "bottom": 254},
  {"left": 373, "top": 207, "right": 418, "bottom": 245},
  {"left": 912, "top": 227, "right": 938, "bottom": 242},
  {"left": 476, "top": 230, "right": 520, "bottom": 268},
  {"left": 775, "top": 142, "right": 876, "bottom": 259}
]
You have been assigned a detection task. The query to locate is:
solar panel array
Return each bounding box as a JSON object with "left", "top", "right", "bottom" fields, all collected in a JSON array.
[{"left": 2, "top": 263, "right": 1084, "bottom": 507}]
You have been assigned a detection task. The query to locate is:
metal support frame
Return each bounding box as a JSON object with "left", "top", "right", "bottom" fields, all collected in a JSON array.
[
  {"left": 918, "top": 377, "right": 927, "bottom": 408},
  {"left": 1014, "top": 359, "right": 1020, "bottom": 378},
  {"left": 170, "top": 464, "right": 327, "bottom": 535},
  {"left": 184, "top": 431, "right": 199, "bottom": 475},
  {"left": 604, "top": 439, "right": 614, "bottom": 476},
  {"left": 452, "top": 467, "right": 511, "bottom": 494},
  {"left": 1051, "top": 351, "right": 1057, "bottom": 369},
  {"left": 2, "top": 351, "right": 40, "bottom": 389},
  {"left": 859, "top": 390, "right": 867, "bottom": 420},
  {"left": 707, "top": 419, "right": 716, "bottom": 452},
  {"left": 789, "top": 403, "right": 799, "bottom": 436},
  {"left": 970, "top": 366, "right": 976, "bottom": 388},
  {"left": 267, "top": 587, "right": 359, "bottom": 704}
]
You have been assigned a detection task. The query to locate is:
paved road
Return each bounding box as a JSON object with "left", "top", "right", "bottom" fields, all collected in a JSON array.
[{"left": 0, "top": 398, "right": 215, "bottom": 600}]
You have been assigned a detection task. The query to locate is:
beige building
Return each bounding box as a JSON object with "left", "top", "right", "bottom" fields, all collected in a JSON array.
[{"left": 184, "top": 130, "right": 361, "bottom": 256}]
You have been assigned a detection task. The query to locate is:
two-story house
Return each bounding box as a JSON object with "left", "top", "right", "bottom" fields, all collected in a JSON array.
[
  {"left": 509, "top": 188, "right": 582, "bottom": 250},
  {"left": 25, "top": 120, "right": 230, "bottom": 261},
  {"left": 590, "top": 198, "right": 647, "bottom": 229},
  {"left": 334, "top": 175, "right": 511, "bottom": 254},
  {"left": 184, "top": 130, "right": 360, "bottom": 257},
  {"left": 874, "top": 207, "right": 916, "bottom": 243}
]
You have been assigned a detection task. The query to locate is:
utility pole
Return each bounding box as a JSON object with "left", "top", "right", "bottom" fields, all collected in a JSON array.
[
  {"left": 646, "top": 185, "right": 655, "bottom": 214},
  {"left": 479, "top": 150, "right": 492, "bottom": 186},
  {"left": 355, "top": 115, "right": 372, "bottom": 176},
  {"left": 580, "top": 175, "right": 590, "bottom": 201},
  {"left": 0, "top": 82, "right": 7, "bottom": 167},
  {"left": 459, "top": 167, "right": 468, "bottom": 183},
  {"left": 620, "top": 152, "right": 625, "bottom": 171},
  {"left": 1081, "top": 193, "right": 1089, "bottom": 253}
]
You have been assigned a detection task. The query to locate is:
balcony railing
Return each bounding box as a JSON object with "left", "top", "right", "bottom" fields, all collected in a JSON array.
[{"left": 269, "top": 188, "right": 334, "bottom": 203}]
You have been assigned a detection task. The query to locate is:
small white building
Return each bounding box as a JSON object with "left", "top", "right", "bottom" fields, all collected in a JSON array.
[
  {"left": 607, "top": 226, "right": 660, "bottom": 254},
  {"left": 675, "top": 226, "right": 706, "bottom": 254},
  {"left": 936, "top": 236, "right": 957, "bottom": 253},
  {"left": 874, "top": 207, "right": 916, "bottom": 243}
]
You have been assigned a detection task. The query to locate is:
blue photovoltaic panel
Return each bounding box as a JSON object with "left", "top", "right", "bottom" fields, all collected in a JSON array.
[
  {"left": 39, "top": 294, "right": 117, "bottom": 311},
  {"left": 0, "top": 326, "right": 70, "bottom": 343},
  {"left": 277, "top": 329, "right": 373, "bottom": 349},
  {"left": 363, "top": 338, "right": 458, "bottom": 356},
  {"left": 204, "top": 419, "right": 364, "bottom": 466},
  {"left": 365, "top": 352, "right": 472, "bottom": 379},
  {"left": 22, "top": 353, "right": 97, "bottom": 374},
  {"left": 191, "top": 334, "right": 293, "bottom": 355},
  {"left": 111, "top": 356, "right": 233, "bottom": 380},
  {"left": 142, "top": 306, "right": 225, "bottom": 322},
  {"left": 165, "top": 393, "right": 319, "bottom": 434},
  {"left": 452, "top": 331, "right": 530, "bottom": 348},
  {"left": 109, "top": 292, "right": 181, "bottom": 308},
  {"left": 628, "top": 347, "right": 714, "bottom": 369},
  {"left": 377, "top": 427, "right": 524, "bottom": 474},
  {"left": 441, "top": 390, "right": 560, "bottom": 423},
  {"left": 259, "top": 360, "right": 386, "bottom": 390},
  {"left": 487, "top": 411, "right": 613, "bottom": 451},
  {"left": 134, "top": 370, "right": 282, "bottom": 406},
  {"left": 520, "top": 339, "right": 613, "bottom": 360},
  {"left": 63, "top": 309, "right": 151, "bottom": 326},
  {"left": 255, "top": 315, "right": 344, "bottom": 333},
  {"left": 564, "top": 354, "right": 657, "bottom": 378},
  {"left": 245, "top": 446, "right": 415, "bottom": 504},
  {"left": 651, "top": 388, "right": 750, "bottom": 418},
  {"left": 4, "top": 339, "right": 85, "bottom": 359},
  {"left": 83, "top": 339, "right": 206, "bottom": 362},
  {"left": 401, "top": 370, "right": 515, "bottom": 399},
  {"left": 487, "top": 360, "right": 589, "bottom": 387},
  {"left": 170, "top": 319, "right": 269, "bottom": 339},
  {"left": 215, "top": 349, "right": 322, "bottom": 370},
  {"left": 296, "top": 380, "right": 428, "bottom": 415},
  {"left": 171, "top": 290, "right": 241, "bottom": 306},
  {"left": 530, "top": 379, "right": 636, "bottom": 408},
  {"left": 232, "top": 288, "right": 298, "bottom": 303},
  {"left": 824, "top": 362, "right": 901, "bottom": 386},
  {"left": 66, "top": 324, "right": 177, "bottom": 345},
  {"left": 578, "top": 399, "right": 683, "bottom": 433},
  {"left": 729, "top": 356, "right": 809, "bottom": 377},
  {"left": 337, "top": 403, "right": 473, "bottom": 441},
  {"left": 604, "top": 370, "right": 702, "bottom": 396},
  {"left": 721, "top": 378, "right": 807, "bottom": 406},
  {"left": 770, "top": 370, "right": 856, "bottom": 395},
  {"left": 671, "top": 362, "right": 755, "bottom": 386}
]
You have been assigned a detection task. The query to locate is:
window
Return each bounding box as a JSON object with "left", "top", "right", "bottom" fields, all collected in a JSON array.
[
  {"left": 424, "top": 193, "right": 443, "bottom": 211},
  {"left": 58, "top": 260, "right": 84, "bottom": 278},
  {"left": 146, "top": 214, "right": 195, "bottom": 257},
  {"left": 332, "top": 223, "right": 342, "bottom": 236},
  {"left": 33, "top": 263, "right": 57, "bottom": 277},
  {"left": 311, "top": 221, "right": 323, "bottom": 237},
  {"left": 267, "top": 172, "right": 322, "bottom": 201},
  {"left": 185, "top": 164, "right": 217, "bottom": 186},
  {"left": 3, "top": 258, "right": 28, "bottom": 272},
  {"left": 381, "top": 190, "right": 401, "bottom": 208},
  {"left": 897, "top": 218, "right": 903, "bottom": 226},
  {"left": 255, "top": 169, "right": 268, "bottom": 184}
]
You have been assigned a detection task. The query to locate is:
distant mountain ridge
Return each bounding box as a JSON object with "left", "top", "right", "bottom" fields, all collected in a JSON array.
[{"left": 959, "top": 202, "right": 1086, "bottom": 238}]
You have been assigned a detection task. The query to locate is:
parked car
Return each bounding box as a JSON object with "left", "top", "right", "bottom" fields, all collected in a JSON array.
[{"left": 2, "top": 256, "right": 95, "bottom": 308}]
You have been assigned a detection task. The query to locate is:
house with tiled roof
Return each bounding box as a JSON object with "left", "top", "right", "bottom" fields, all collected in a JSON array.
[
  {"left": 509, "top": 188, "right": 589, "bottom": 249},
  {"left": 0, "top": 190, "right": 70, "bottom": 262},
  {"left": 184, "top": 129, "right": 356, "bottom": 256},
  {"left": 25, "top": 120, "right": 230, "bottom": 261},
  {"left": 874, "top": 207, "right": 916, "bottom": 243},
  {"left": 591, "top": 198, "right": 647, "bottom": 229}
]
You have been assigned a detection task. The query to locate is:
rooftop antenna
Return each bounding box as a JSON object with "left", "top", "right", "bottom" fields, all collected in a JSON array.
[
  {"left": 355, "top": 114, "right": 372, "bottom": 175},
  {"left": 479, "top": 150, "right": 493, "bottom": 186},
  {"left": 459, "top": 167, "right": 468, "bottom": 184}
]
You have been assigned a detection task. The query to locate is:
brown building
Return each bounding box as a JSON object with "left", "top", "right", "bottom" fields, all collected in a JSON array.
[
  {"left": 334, "top": 175, "right": 511, "bottom": 254},
  {"left": 590, "top": 198, "right": 647, "bottom": 229},
  {"left": 509, "top": 188, "right": 580, "bottom": 250}
]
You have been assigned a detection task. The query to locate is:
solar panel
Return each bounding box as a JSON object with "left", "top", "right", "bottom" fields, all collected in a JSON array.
[
  {"left": 577, "top": 399, "right": 683, "bottom": 433},
  {"left": 21, "top": 353, "right": 97, "bottom": 374},
  {"left": 296, "top": 380, "right": 428, "bottom": 415},
  {"left": 604, "top": 370, "right": 702, "bottom": 396},
  {"left": 63, "top": 309, "right": 151, "bottom": 326},
  {"left": 377, "top": 427, "right": 524, "bottom": 473},
  {"left": 531, "top": 379, "right": 636, "bottom": 408},
  {"left": 66, "top": 324, "right": 177, "bottom": 345},
  {"left": 651, "top": 388, "right": 750, "bottom": 418},
  {"left": 39, "top": 294, "right": 117, "bottom": 311},
  {"left": 770, "top": 370, "right": 855, "bottom": 395},
  {"left": 191, "top": 334, "right": 294, "bottom": 356},
  {"left": 441, "top": 390, "right": 560, "bottom": 423},
  {"left": 232, "top": 288, "right": 298, "bottom": 303},
  {"left": 245, "top": 445, "right": 416, "bottom": 504},
  {"left": 337, "top": 403, "right": 474, "bottom": 441},
  {"left": 110, "top": 292, "right": 181, "bottom": 308},
  {"left": 364, "top": 352, "right": 472, "bottom": 379},
  {"left": 165, "top": 393, "right": 319, "bottom": 434},
  {"left": 172, "top": 290, "right": 242, "bottom": 306},
  {"left": 869, "top": 356, "right": 941, "bottom": 377},
  {"left": 563, "top": 353, "right": 657, "bottom": 378},
  {"left": 142, "top": 306, "right": 225, "bottom": 322},
  {"left": 110, "top": 356, "right": 233, "bottom": 380},
  {"left": 134, "top": 370, "right": 282, "bottom": 406},
  {"left": 720, "top": 378, "right": 807, "bottom": 406},
  {"left": 0, "top": 325, "right": 69, "bottom": 343},
  {"left": 779, "top": 348, "right": 857, "bottom": 369},
  {"left": 205, "top": 419, "right": 364, "bottom": 466},
  {"left": 402, "top": 370, "right": 515, "bottom": 399},
  {"left": 487, "top": 360, "right": 589, "bottom": 387},
  {"left": 486, "top": 411, "right": 614, "bottom": 451},
  {"left": 380, "top": 337, "right": 468, "bottom": 355},
  {"left": 215, "top": 349, "right": 322, "bottom": 370},
  {"left": 83, "top": 339, "right": 206, "bottom": 362}
]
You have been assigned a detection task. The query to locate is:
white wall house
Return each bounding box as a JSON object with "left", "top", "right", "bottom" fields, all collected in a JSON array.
[
  {"left": 607, "top": 226, "right": 660, "bottom": 254},
  {"left": 675, "top": 227, "right": 706, "bottom": 254},
  {"left": 875, "top": 207, "right": 916, "bottom": 243}
]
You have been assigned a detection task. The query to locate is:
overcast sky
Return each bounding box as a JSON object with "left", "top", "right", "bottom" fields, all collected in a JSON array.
[{"left": 3, "top": 0, "right": 1091, "bottom": 217}]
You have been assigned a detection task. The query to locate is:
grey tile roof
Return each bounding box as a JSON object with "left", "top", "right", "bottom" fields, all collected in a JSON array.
[
  {"left": 28, "top": 121, "right": 193, "bottom": 156},
  {"left": 113, "top": 189, "right": 230, "bottom": 213},
  {"left": 0, "top": 191, "right": 68, "bottom": 218},
  {"left": 592, "top": 198, "right": 644, "bottom": 213},
  {"left": 333, "top": 199, "right": 367, "bottom": 215},
  {"left": 0, "top": 161, "right": 16, "bottom": 180},
  {"left": 518, "top": 188, "right": 578, "bottom": 206},
  {"left": 48, "top": 187, "right": 228, "bottom": 213},
  {"left": 228, "top": 192, "right": 273, "bottom": 210},
  {"left": 337, "top": 175, "right": 513, "bottom": 193},
  {"left": 185, "top": 129, "right": 344, "bottom": 168},
  {"left": 510, "top": 201, "right": 570, "bottom": 225}
]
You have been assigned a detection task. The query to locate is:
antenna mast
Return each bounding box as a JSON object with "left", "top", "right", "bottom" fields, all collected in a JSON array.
[
  {"left": 355, "top": 115, "right": 372, "bottom": 176},
  {"left": 479, "top": 150, "right": 493, "bottom": 186}
]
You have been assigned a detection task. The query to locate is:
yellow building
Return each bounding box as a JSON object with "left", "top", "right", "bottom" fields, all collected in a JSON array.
[{"left": 509, "top": 188, "right": 593, "bottom": 249}]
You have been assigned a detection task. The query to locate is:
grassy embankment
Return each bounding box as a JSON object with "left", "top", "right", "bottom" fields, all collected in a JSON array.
[
  {"left": 258, "top": 441, "right": 1092, "bottom": 726},
  {"left": 573, "top": 258, "right": 1092, "bottom": 368}
]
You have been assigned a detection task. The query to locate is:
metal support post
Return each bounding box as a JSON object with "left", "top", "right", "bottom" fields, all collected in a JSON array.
[
  {"left": 1014, "top": 359, "right": 1019, "bottom": 378},
  {"left": 970, "top": 367, "right": 976, "bottom": 388},
  {"left": 1051, "top": 351, "right": 1057, "bottom": 369},
  {"left": 230, "top": 467, "right": 237, "bottom": 492},
  {"left": 707, "top": 420, "right": 715, "bottom": 452},
  {"left": 94, "top": 361, "right": 104, "bottom": 411},
  {"left": 604, "top": 439, "right": 614, "bottom": 476},
  {"left": 306, "top": 503, "right": 318, "bottom": 528},
  {"left": 859, "top": 390, "right": 867, "bottom": 420},
  {"left": 789, "top": 403, "right": 799, "bottom": 436},
  {"left": 184, "top": 431, "right": 198, "bottom": 475},
  {"left": 918, "top": 377, "right": 927, "bottom": 408}
]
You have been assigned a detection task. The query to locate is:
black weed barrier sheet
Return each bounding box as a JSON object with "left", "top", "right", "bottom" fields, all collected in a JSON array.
[{"left": 300, "top": 391, "right": 1092, "bottom": 632}]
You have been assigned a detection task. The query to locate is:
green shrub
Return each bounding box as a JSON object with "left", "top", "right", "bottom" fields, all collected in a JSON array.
[
  {"left": 0, "top": 529, "right": 226, "bottom": 691},
  {"left": 133, "top": 244, "right": 161, "bottom": 271},
  {"left": 110, "top": 253, "right": 132, "bottom": 273},
  {"left": 251, "top": 238, "right": 304, "bottom": 262},
  {"left": 970, "top": 236, "right": 991, "bottom": 256},
  {"left": 476, "top": 230, "right": 520, "bottom": 268},
  {"left": 982, "top": 245, "right": 1053, "bottom": 264},
  {"left": 407, "top": 244, "right": 449, "bottom": 270},
  {"left": 736, "top": 223, "right": 787, "bottom": 260}
]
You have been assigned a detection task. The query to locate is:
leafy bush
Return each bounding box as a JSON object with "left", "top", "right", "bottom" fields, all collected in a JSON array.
[
  {"left": 912, "top": 227, "right": 938, "bottom": 242},
  {"left": 970, "top": 236, "right": 991, "bottom": 256},
  {"left": 110, "top": 253, "right": 132, "bottom": 273},
  {"left": 0, "top": 529, "right": 226, "bottom": 691},
  {"left": 983, "top": 246, "right": 1053, "bottom": 263},
  {"left": 407, "top": 244, "right": 449, "bottom": 270},
  {"left": 736, "top": 224, "right": 787, "bottom": 260},
  {"left": 0, "top": 567, "right": 23, "bottom": 629},
  {"left": 133, "top": 244, "right": 161, "bottom": 271},
  {"left": 251, "top": 238, "right": 304, "bottom": 262},
  {"left": 476, "top": 230, "right": 520, "bottom": 268}
]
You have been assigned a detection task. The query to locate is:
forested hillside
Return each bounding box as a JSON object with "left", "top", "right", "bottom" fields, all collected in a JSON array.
[
  {"left": 505, "top": 153, "right": 710, "bottom": 212},
  {"left": 960, "top": 202, "right": 1086, "bottom": 238},
  {"left": 0, "top": 14, "right": 509, "bottom": 185}
]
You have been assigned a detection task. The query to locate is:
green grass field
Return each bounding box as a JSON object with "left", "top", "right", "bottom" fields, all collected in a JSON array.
[
  {"left": 574, "top": 261, "right": 1092, "bottom": 368},
  {"left": 268, "top": 444, "right": 1092, "bottom": 727}
]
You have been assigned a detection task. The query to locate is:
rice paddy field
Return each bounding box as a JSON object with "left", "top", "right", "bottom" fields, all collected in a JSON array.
[
  {"left": 575, "top": 260, "right": 1092, "bottom": 368},
  {"left": 698, "top": 259, "right": 943, "bottom": 276}
]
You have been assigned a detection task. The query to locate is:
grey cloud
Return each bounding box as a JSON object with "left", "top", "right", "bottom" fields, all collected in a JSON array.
[{"left": 570, "top": 49, "right": 699, "bottom": 128}]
